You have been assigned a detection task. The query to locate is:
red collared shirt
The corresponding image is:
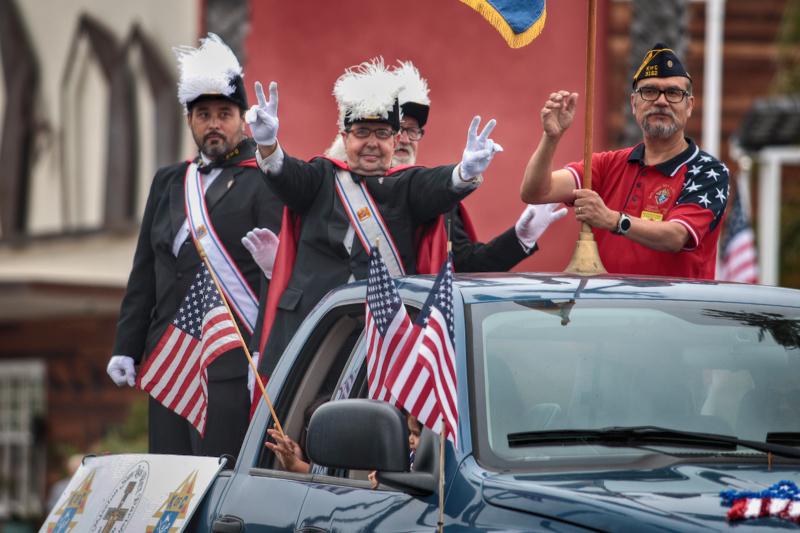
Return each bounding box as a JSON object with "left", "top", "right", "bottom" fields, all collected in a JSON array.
[{"left": 565, "top": 139, "right": 729, "bottom": 279}]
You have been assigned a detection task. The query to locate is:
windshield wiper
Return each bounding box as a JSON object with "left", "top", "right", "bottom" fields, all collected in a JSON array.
[{"left": 507, "top": 426, "right": 800, "bottom": 459}]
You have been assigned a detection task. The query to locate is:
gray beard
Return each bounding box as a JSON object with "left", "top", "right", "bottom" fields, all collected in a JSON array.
[
  {"left": 641, "top": 118, "right": 679, "bottom": 139},
  {"left": 392, "top": 154, "right": 415, "bottom": 167}
]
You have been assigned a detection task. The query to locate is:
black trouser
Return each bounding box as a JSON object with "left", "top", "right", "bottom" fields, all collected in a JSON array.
[{"left": 148, "top": 375, "right": 250, "bottom": 461}]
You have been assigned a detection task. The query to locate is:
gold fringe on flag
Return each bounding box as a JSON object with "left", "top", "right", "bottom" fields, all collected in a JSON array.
[{"left": 459, "top": 0, "right": 547, "bottom": 49}]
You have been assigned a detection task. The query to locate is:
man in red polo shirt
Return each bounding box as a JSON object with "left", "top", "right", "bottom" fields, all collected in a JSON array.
[{"left": 520, "top": 43, "right": 728, "bottom": 279}]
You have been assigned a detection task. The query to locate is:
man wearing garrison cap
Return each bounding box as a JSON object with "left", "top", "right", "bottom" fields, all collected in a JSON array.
[
  {"left": 246, "top": 58, "right": 502, "bottom": 378},
  {"left": 106, "top": 34, "right": 282, "bottom": 458},
  {"left": 520, "top": 43, "right": 729, "bottom": 279}
]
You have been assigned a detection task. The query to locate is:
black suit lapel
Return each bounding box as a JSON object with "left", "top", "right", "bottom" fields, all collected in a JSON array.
[
  {"left": 205, "top": 166, "right": 240, "bottom": 212},
  {"left": 169, "top": 177, "right": 186, "bottom": 239}
]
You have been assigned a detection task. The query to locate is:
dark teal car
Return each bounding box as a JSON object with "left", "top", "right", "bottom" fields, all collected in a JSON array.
[{"left": 195, "top": 274, "right": 800, "bottom": 532}]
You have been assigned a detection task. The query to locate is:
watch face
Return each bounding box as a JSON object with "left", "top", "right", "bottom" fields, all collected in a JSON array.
[{"left": 620, "top": 215, "right": 632, "bottom": 232}]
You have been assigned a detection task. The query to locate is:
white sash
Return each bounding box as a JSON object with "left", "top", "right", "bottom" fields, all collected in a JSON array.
[
  {"left": 184, "top": 163, "right": 258, "bottom": 334},
  {"left": 334, "top": 169, "right": 405, "bottom": 277}
]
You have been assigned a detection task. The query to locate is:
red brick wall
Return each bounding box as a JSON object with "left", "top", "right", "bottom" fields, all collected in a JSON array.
[
  {"left": 0, "top": 310, "right": 138, "bottom": 487},
  {"left": 245, "top": 0, "right": 610, "bottom": 272}
]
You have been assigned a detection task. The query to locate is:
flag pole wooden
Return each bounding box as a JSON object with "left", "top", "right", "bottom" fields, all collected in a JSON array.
[
  {"left": 436, "top": 425, "right": 447, "bottom": 533},
  {"left": 564, "top": 0, "right": 607, "bottom": 275},
  {"left": 194, "top": 240, "right": 285, "bottom": 436}
]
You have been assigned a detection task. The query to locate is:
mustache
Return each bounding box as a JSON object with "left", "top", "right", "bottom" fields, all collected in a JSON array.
[
  {"left": 644, "top": 108, "right": 676, "bottom": 120},
  {"left": 203, "top": 132, "right": 225, "bottom": 143}
]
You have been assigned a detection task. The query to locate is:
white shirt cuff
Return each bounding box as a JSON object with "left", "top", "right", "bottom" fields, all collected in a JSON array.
[
  {"left": 451, "top": 164, "right": 482, "bottom": 191},
  {"left": 255, "top": 143, "right": 285, "bottom": 175},
  {"left": 517, "top": 238, "right": 535, "bottom": 254}
]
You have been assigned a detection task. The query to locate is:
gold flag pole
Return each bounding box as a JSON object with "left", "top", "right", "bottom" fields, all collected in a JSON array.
[
  {"left": 564, "top": 0, "right": 607, "bottom": 275},
  {"left": 194, "top": 240, "right": 285, "bottom": 436}
]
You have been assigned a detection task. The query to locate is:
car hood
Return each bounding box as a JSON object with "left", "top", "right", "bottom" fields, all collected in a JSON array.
[{"left": 482, "top": 464, "right": 800, "bottom": 531}]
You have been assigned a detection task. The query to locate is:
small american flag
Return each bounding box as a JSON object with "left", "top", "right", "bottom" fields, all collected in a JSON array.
[
  {"left": 718, "top": 180, "right": 758, "bottom": 283},
  {"left": 386, "top": 253, "right": 458, "bottom": 447},
  {"left": 138, "top": 264, "right": 242, "bottom": 435},
  {"left": 721, "top": 480, "right": 800, "bottom": 523},
  {"left": 365, "top": 247, "right": 416, "bottom": 402}
]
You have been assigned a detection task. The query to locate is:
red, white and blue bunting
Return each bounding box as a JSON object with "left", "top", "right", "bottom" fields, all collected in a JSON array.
[{"left": 720, "top": 480, "right": 800, "bottom": 523}]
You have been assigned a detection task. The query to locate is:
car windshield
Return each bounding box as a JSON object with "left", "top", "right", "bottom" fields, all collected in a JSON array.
[{"left": 468, "top": 299, "right": 800, "bottom": 467}]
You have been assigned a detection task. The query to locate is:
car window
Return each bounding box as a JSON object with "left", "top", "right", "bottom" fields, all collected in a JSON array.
[
  {"left": 468, "top": 299, "right": 800, "bottom": 469},
  {"left": 257, "top": 304, "right": 364, "bottom": 471}
]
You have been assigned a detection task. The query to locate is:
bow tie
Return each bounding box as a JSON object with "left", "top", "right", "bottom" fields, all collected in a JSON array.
[{"left": 197, "top": 162, "right": 223, "bottom": 174}]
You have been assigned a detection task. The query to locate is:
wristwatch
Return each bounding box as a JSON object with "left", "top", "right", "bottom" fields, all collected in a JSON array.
[{"left": 614, "top": 212, "right": 632, "bottom": 235}]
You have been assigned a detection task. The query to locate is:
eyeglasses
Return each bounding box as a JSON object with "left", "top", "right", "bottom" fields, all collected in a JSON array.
[
  {"left": 635, "top": 86, "right": 690, "bottom": 103},
  {"left": 346, "top": 127, "right": 395, "bottom": 140},
  {"left": 399, "top": 127, "right": 424, "bottom": 141}
]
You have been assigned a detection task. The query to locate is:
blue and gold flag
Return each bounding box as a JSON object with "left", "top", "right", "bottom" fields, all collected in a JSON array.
[{"left": 459, "top": 0, "right": 546, "bottom": 48}]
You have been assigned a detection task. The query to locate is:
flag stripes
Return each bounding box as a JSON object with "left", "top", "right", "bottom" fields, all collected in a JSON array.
[
  {"left": 364, "top": 247, "right": 418, "bottom": 403},
  {"left": 384, "top": 253, "right": 459, "bottom": 447},
  {"left": 138, "top": 265, "right": 242, "bottom": 435},
  {"left": 718, "top": 178, "right": 758, "bottom": 284}
]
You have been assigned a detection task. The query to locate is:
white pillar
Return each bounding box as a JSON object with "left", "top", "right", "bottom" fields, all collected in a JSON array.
[
  {"left": 757, "top": 147, "right": 800, "bottom": 286},
  {"left": 702, "top": 0, "right": 725, "bottom": 157}
]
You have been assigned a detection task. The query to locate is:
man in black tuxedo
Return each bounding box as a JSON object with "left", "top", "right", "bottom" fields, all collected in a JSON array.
[
  {"left": 106, "top": 34, "right": 282, "bottom": 459},
  {"left": 247, "top": 59, "right": 502, "bottom": 377},
  {"left": 322, "top": 61, "right": 567, "bottom": 273}
]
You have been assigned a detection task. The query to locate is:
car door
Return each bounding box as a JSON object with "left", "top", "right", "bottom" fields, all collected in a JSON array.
[
  {"left": 295, "top": 338, "right": 441, "bottom": 532},
  {"left": 206, "top": 298, "right": 370, "bottom": 532}
]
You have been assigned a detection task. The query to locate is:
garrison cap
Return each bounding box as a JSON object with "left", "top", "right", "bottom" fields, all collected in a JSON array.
[{"left": 632, "top": 43, "right": 691, "bottom": 88}]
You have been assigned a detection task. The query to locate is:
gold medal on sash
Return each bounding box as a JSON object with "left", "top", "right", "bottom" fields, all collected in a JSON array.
[{"left": 356, "top": 207, "right": 371, "bottom": 221}]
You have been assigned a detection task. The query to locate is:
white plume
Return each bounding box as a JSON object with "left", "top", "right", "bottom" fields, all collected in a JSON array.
[
  {"left": 394, "top": 60, "right": 429, "bottom": 106},
  {"left": 333, "top": 57, "right": 401, "bottom": 130},
  {"left": 174, "top": 33, "right": 242, "bottom": 111},
  {"left": 324, "top": 135, "right": 347, "bottom": 160}
]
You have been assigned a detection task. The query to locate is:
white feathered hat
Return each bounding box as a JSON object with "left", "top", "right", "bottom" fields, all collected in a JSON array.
[
  {"left": 394, "top": 60, "right": 430, "bottom": 127},
  {"left": 333, "top": 57, "right": 402, "bottom": 131},
  {"left": 174, "top": 33, "right": 247, "bottom": 113}
]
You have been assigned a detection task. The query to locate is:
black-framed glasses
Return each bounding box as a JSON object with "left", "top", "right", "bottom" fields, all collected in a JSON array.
[
  {"left": 399, "top": 127, "right": 424, "bottom": 141},
  {"left": 346, "top": 127, "right": 395, "bottom": 140},
  {"left": 635, "top": 86, "right": 690, "bottom": 103}
]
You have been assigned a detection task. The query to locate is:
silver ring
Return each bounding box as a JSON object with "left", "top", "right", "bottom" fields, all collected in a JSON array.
[{"left": 577, "top": 207, "right": 582, "bottom": 215}]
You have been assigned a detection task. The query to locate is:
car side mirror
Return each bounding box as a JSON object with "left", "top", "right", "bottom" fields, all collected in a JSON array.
[
  {"left": 306, "top": 399, "right": 409, "bottom": 472},
  {"left": 377, "top": 427, "right": 437, "bottom": 496}
]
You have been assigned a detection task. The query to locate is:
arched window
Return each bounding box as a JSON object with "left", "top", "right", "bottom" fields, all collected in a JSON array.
[{"left": 0, "top": 0, "right": 38, "bottom": 240}]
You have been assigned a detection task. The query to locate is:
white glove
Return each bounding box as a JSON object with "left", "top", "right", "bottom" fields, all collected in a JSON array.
[
  {"left": 107, "top": 355, "right": 136, "bottom": 387},
  {"left": 242, "top": 228, "right": 279, "bottom": 279},
  {"left": 515, "top": 203, "right": 568, "bottom": 249},
  {"left": 248, "top": 352, "right": 261, "bottom": 398},
  {"left": 459, "top": 116, "right": 504, "bottom": 181},
  {"left": 245, "top": 81, "right": 279, "bottom": 146}
]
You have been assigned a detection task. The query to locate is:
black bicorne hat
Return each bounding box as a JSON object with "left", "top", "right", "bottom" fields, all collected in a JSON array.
[
  {"left": 400, "top": 102, "right": 430, "bottom": 128},
  {"left": 175, "top": 33, "right": 249, "bottom": 113},
  {"left": 187, "top": 73, "right": 248, "bottom": 111},
  {"left": 343, "top": 98, "right": 401, "bottom": 132},
  {"left": 335, "top": 58, "right": 402, "bottom": 132}
]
